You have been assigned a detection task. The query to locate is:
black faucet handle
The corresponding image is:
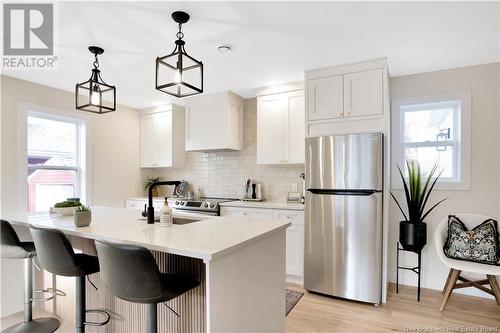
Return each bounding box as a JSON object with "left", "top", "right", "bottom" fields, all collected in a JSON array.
[{"left": 141, "top": 204, "right": 147, "bottom": 217}]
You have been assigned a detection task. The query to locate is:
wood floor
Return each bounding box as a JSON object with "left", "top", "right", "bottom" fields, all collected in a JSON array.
[
  {"left": 2, "top": 283, "right": 499, "bottom": 332},
  {"left": 286, "top": 283, "right": 500, "bottom": 333}
]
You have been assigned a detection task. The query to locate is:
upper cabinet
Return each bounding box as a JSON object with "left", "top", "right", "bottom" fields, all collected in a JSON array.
[
  {"left": 185, "top": 91, "right": 244, "bottom": 151},
  {"left": 305, "top": 59, "right": 388, "bottom": 137},
  {"left": 140, "top": 104, "right": 185, "bottom": 168},
  {"left": 307, "top": 75, "right": 343, "bottom": 121},
  {"left": 256, "top": 82, "right": 305, "bottom": 165},
  {"left": 343, "top": 69, "right": 383, "bottom": 118}
]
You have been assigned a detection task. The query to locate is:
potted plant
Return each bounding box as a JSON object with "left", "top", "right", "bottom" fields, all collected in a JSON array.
[
  {"left": 391, "top": 160, "right": 446, "bottom": 252},
  {"left": 74, "top": 205, "right": 92, "bottom": 227},
  {"left": 144, "top": 176, "right": 161, "bottom": 197},
  {"left": 49, "top": 200, "right": 82, "bottom": 216}
]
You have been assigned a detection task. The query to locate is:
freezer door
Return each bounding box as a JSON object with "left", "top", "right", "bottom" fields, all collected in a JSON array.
[
  {"left": 304, "top": 191, "right": 383, "bottom": 304},
  {"left": 305, "top": 133, "right": 383, "bottom": 190}
]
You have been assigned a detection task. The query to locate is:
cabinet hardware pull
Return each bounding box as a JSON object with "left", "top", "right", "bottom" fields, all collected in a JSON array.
[{"left": 344, "top": 112, "right": 351, "bottom": 116}]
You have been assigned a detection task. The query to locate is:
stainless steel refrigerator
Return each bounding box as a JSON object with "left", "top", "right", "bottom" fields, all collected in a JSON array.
[{"left": 304, "top": 133, "right": 383, "bottom": 304}]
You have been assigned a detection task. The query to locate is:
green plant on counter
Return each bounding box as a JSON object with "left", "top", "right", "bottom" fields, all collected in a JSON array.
[
  {"left": 390, "top": 160, "right": 446, "bottom": 223},
  {"left": 76, "top": 205, "right": 91, "bottom": 212},
  {"left": 143, "top": 176, "right": 161, "bottom": 192},
  {"left": 53, "top": 200, "right": 82, "bottom": 208}
]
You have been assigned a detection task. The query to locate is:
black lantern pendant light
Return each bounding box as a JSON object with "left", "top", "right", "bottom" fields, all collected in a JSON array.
[
  {"left": 75, "top": 46, "right": 116, "bottom": 114},
  {"left": 155, "top": 11, "right": 203, "bottom": 98}
]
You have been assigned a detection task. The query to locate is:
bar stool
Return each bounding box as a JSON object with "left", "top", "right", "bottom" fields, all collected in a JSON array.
[
  {"left": 29, "top": 225, "right": 110, "bottom": 333},
  {"left": 94, "top": 240, "right": 200, "bottom": 333},
  {"left": 1, "top": 220, "right": 60, "bottom": 333}
]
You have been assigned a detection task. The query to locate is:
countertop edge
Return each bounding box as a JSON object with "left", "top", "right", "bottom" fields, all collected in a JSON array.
[{"left": 8, "top": 216, "right": 291, "bottom": 262}]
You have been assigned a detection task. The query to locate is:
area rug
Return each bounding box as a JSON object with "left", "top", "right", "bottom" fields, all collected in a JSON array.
[{"left": 285, "top": 289, "right": 304, "bottom": 316}]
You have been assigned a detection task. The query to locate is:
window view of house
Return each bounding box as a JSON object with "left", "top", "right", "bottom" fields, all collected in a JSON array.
[
  {"left": 27, "top": 114, "right": 82, "bottom": 212},
  {"left": 401, "top": 100, "right": 459, "bottom": 181}
]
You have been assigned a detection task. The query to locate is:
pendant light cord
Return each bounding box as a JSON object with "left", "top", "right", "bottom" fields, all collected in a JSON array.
[
  {"left": 176, "top": 23, "right": 184, "bottom": 40},
  {"left": 93, "top": 53, "right": 99, "bottom": 69}
]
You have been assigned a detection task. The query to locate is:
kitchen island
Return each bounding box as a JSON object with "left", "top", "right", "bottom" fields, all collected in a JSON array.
[{"left": 6, "top": 207, "right": 290, "bottom": 333}]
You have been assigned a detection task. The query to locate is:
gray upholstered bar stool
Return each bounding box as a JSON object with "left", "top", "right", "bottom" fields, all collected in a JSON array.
[
  {"left": 95, "top": 240, "right": 200, "bottom": 333},
  {"left": 1, "top": 220, "right": 60, "bottom": 333},
  {"left": 29, "top": 225, "right": 110, "bottom": 333}
]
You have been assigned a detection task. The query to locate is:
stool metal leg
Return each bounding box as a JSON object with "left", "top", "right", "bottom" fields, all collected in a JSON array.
[
  {"left": 1, "top": 258, "right": 60, "bottom": 333},
  {"left": 76, "top": 276, "right": 85, "bottom": 333},
  {"left": 146, "top": 303, "right": 157, "bottom": 333}
]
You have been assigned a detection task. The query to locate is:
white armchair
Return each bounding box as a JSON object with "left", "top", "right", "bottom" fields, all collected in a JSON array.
[{"left": 435, "top": 213, "right": 500, "bottom": 311}]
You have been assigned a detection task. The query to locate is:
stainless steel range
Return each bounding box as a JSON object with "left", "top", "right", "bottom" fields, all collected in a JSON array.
[{"left": 169, "top": 197, "right": 237, "bottom": 216}]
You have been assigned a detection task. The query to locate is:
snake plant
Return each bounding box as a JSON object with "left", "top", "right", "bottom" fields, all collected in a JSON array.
[{"left": 391, "top": 160, "right": 446, "bottom": 223}]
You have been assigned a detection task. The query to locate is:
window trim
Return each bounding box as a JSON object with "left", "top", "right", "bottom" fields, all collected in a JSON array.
[
  {"left": 391, "top": 91, "right": 471, "bottom": 191},
  {"left": 17, "top": 103, "right": 92, "bottom": 214},
  {"left": 27, "top": 111, "right": 84, "bottom": 212}
]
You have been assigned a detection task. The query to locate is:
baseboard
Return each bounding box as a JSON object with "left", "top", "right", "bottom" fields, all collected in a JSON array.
[
  {"left": 286, "top": 274, "right": 303, "bottom": 286},
  {"left": 391, "top": 270, "right": 496, "bottom": 299}
]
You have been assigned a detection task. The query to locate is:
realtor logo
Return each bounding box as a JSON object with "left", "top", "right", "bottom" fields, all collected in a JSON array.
[{"left": 2, "top": 3, "right": 57, "bottom": 69}]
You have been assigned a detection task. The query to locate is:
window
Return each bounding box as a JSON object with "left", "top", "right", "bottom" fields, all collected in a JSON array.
[
  {"left": 27, "top": 112, "right": 86, "bottom": 212},
  {"left": 392, "top": 92, "right": 471, "bottom": 190}
]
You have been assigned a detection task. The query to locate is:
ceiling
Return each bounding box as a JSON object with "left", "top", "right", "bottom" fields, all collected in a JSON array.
[{"left": 4, "top": 1, "right": 499, "bottom": 109}]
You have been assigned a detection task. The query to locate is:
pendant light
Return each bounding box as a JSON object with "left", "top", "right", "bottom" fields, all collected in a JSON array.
[
  {"left": 75, "top": 46, "right": 116, "bottom": 114},
  {"left": 155, "top": 11, "right": 203, "bottom": 98}
]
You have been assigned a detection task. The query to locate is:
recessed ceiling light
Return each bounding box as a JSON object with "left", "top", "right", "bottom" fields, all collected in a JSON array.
[{"left": 217, "top": 45, "right": 232, "bottom": 54}]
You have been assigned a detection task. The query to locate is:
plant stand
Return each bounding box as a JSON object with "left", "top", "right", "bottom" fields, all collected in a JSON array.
[{"left": 396, "top": 241, "right": 422, "bottom": 301}]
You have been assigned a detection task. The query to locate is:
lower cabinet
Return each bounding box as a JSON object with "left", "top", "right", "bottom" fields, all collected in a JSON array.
[
  {"left": 220, "top": 206, "right": 304, "bottom": 279},
  {"left": 125, "top": 199, "right": 163, "bottom": 211},
  {"left": 219, "top": 207, "right": 274, "bottom": 218},
  {"left": 274, "top": 210, "right": 304, "bottom": 278}
]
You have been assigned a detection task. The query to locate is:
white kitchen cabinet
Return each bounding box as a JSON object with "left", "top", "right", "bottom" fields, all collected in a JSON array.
[
  {"left": 305, "top": 59, "right": 387, "bottom": 129},
  {"left": 220, "top": 205, "right": 304, "bottom": 278},
  {"left": 185, "top": 91, "right": 244, "bottom": 151},
  {"left": 307, "top": 75, "right": 344, "bottom": 121},
  {"left": 220, "top": 207, "right": 274, "bottom": 219},
  {"left": 343, "top": 68, "right": 383, "bottom": 118},
  {"left": 274, "top": 210, "right": 304, "bottom": 277},
  {"left": 125, "top": 198, "right": 163, "bottom": 210},
  {"left": 140, "top": 104, "right": 185, "bottom": 168},
  {"left": 256, "top": 86, "right": 305, "bottom": 165}
]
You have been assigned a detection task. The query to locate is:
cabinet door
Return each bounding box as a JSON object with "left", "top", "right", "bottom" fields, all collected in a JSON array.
[
  {"left": 343, "top": 68, "right": 383, "bottom": 118},
  {"left": 140, "top": 115, "right": 155, "bottom": 167},
  {"left": 307, "top": 75, "right": 343, "bottom": 121},
  {"left": 275, "top": 210, "right": 304, "bottom": 277},
  {"left": 125, "top": 200, "right": 145, "bottom": 209},
  {"left": 285, "top": 91, "right": 305, "bottom": 164},
  {"left": 220, "top": 207, "right": 274, "bottom": 218},
  {"left": 154, "top": 111, "right": 172, "bottom": 167},
  {"left": 257, "top": 95, "right": 286, "bottom": 164}
]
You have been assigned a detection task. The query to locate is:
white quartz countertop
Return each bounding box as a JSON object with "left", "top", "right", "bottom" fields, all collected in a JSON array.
[
  {"left": 219, "top": 200, "right": 304, "bottom": 211},
  {"left": 5, "top": 207, "right": 290, "bottom": 262}
]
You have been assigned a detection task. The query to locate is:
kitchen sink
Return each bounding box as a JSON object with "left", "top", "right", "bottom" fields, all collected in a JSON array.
[{"left": 137, "top": 216, "right": 200, "bottom": 225}]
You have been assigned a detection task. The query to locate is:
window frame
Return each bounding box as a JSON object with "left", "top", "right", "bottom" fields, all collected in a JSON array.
[
  {"left": 27, "top": 111, "right": 84, "bottom": 212},
  {"left": 391, "top": 91, "right": 471, "bottom": 191},
  {"left": 17, "top": 103, "right": 92, "bottom": 214}
]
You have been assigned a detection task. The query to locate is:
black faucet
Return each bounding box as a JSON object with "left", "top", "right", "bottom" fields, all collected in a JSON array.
[{"left": 147, "top": 180, "right": 181, "bottom": 224}]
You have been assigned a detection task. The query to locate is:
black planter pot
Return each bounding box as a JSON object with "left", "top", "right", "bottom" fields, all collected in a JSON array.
[{"left": 399, "top": 221, "right": 427, "bottom": 252}]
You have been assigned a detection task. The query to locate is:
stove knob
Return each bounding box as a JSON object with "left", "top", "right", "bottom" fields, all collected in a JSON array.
[
  {"left": 175, "top": 201, "right": 179, "bottom": 205},
  {"left": 180, "top": 201, "right": 185, "bottom": 205},
  {"left": 210, "top": 203, "right": 215, "bottom": 208},
  {"left": 204, "top": 203, "right": 209, "bottom": 208}
]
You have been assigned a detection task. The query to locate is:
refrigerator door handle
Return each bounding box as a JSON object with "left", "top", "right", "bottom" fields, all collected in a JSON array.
[{"left": 307, "top": 189, "right": 381, "bottom": 196}]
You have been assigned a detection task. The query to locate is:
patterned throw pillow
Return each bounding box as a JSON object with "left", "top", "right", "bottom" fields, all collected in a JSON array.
[{"left": 444, "top": 215, "right": 500, "bottom": 266}]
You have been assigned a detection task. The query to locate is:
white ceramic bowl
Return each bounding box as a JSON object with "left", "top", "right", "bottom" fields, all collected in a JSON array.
[{"left": 49, "top": 206, "right": 78, "bottom": 216}]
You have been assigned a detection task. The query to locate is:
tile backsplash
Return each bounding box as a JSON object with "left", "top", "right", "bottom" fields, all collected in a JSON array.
[{"left": 141, "top": 98, "right": 304, "bottom": 202}]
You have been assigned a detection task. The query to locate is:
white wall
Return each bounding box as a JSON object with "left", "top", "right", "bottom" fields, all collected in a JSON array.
[
  {"left": 0, "top": 75, "right": 142, "bottom": 316},
  {"left": 388, "top": 62, "right": 500, "bottom": 298}
]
